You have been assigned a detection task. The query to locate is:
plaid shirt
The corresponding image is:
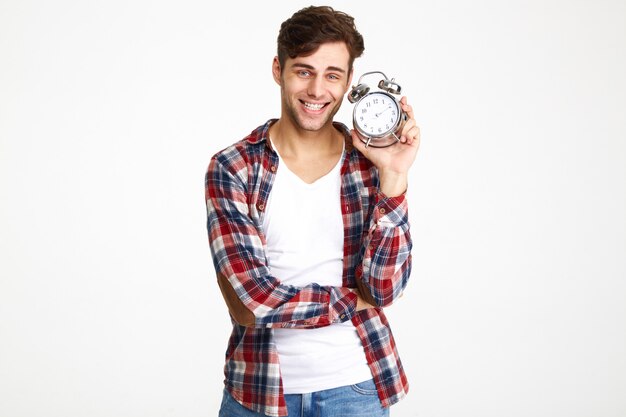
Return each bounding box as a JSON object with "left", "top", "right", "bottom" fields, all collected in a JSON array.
[{"left": 205, "top": 120, "right": 412, "bottom": 417}]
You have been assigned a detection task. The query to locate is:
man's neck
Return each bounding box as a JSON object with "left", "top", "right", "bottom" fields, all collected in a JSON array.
[
  {"left": 268, "top": 118, "right": 345, "bottom": 184},
  {"left": 269, "top": 118, "right": 343, "bottom": 161}
]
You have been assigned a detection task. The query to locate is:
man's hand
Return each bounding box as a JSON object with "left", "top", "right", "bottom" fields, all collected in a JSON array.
[
  {"left": 351, "top": 96, "right": 420, "bottom": 197},
  {"left": 351, "top": 288, "right": 377, "bottom": 311}
]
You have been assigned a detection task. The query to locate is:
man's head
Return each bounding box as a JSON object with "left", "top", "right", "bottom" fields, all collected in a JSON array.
[
  {"left": 276, "top": 6, "right": 365, "bottom": 74},
  {"left": 272, "top": 7, "right": 365, "bottom": 133}
]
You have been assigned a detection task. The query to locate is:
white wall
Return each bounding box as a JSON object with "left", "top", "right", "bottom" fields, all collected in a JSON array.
[{"left": 1, "top": 0, "right": 625, "bottom": 416}]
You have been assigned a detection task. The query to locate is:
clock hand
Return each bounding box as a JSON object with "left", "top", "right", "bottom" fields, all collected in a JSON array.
[{"left": 375, "top": 106, "right": 392, "bottom": 118}]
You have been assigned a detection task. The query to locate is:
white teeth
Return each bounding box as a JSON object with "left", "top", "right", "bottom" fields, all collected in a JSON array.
[{"left": 304, "top": 102, "right": 325, "bottom": 110}]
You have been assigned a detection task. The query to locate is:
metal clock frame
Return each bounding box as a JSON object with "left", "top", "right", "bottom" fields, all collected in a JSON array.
[{"left": 349, "top": 71, "right": 406, "bottom": 148}]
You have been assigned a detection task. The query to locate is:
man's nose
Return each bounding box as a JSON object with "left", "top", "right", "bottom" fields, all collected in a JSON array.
[{"left": 307, "top": 76, "right": 324, "bottom": 98}]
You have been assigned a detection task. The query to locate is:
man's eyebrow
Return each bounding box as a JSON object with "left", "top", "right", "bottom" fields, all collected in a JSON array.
[{"left": 291, "top": 63, "right": 347, "bottom": 73}]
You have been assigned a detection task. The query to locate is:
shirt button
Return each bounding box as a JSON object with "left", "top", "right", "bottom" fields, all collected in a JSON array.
[
  {"left": 340, "top": 314, "right": 346, "bottom": 320},
  {"left": 258, "top": 203, "right": 265, "bottom": 211},
  {"left": 379, "top": 207, "right": 386, "bottom": 214},
  {"left": 270, "top": 165, "right": 277, "bottom": 172}
]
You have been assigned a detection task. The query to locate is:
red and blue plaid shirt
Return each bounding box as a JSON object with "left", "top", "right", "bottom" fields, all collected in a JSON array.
[{"left": 205, "top": 120, "right": 412, "bottom": 416}]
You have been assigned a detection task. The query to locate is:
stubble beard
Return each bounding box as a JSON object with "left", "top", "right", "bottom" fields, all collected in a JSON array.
[{"left": 282, "top": 92, "right": 343, "bottom": 133}]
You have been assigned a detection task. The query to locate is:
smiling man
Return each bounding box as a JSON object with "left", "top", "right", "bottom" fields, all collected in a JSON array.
[
  {"left": 275, "top": 42, "right": 348, "bottom": 132},
  {"left": 205, "top": 6, "right": 420, "bottom": 417}
]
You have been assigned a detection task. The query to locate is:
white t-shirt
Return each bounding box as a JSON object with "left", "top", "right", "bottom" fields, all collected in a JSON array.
[{"left": 261, "top": 143, "right": 372, "bottom": 394}]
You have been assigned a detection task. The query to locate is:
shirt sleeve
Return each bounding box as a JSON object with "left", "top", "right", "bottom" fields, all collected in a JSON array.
[
  {"left": 205, "top": 156, "right": 358, "bottom": 329},
  {"left": 356, "top": 190, "right": 412, "bottom": 307}
]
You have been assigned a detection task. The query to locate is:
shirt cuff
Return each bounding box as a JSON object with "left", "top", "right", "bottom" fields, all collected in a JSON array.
[
  {"left": 374, "top": 192, "right": 409, "bottom": 227},
  {"left": 328, "top": 287, "right": 358, "bottom": 323}
]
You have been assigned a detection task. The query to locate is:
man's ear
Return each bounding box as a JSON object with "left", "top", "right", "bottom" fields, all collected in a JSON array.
[{"left": 272, "top": 56, "right": 282, "bottom": 86}]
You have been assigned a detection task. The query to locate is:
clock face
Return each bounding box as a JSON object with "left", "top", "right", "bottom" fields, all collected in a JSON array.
[{"left": 353, "top": 92, "right": 401, "bottom": 138}]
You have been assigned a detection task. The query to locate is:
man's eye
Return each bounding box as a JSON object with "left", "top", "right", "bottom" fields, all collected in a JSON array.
[
  {"left": 328, "top": 74, "right": 340, "bottom": 80},
  {"left": 299, "top": 70, "right": 311, "bottom": 77}
]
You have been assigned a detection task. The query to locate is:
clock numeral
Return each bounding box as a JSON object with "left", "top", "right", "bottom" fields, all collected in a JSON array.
[
  {"left": 366, "top": 102, "right": 371, "bottom": 108},
  {"left": 361, "top": 108, "right": 367, "bottom": 114},
  {"left": 373, "top": 98, "right": 379, "bottom": 105}
]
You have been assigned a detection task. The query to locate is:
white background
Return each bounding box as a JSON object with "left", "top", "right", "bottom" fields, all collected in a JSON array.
[{"left": 1, "top": 0, "right": 625, "bottom": 416}]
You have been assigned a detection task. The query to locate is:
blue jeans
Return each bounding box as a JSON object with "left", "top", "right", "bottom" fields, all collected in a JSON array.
[{"left": 218, "top": 379, "right": 390, "bottom": 417}]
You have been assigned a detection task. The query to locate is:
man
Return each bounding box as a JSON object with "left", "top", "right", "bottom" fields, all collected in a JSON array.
[{"left": 205, "top": 6, "right": 420, "bottom": 417}]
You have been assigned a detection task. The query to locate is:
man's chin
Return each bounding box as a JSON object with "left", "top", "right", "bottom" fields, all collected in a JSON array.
[
  {"left": 285, "top": 104, "right": 339, "bottom": 132},
  {"left": 298, "top": 107, "right": 341, "bottom": 130}
]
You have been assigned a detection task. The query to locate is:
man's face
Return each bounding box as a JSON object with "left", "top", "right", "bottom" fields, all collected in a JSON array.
[{"left": 273, "top": 42, "right": 353, "bottom": 132}]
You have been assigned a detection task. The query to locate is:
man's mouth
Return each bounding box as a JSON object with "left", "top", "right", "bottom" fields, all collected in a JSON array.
[{"left": 301, "top": 101, "right": 328, "bottom": 111}]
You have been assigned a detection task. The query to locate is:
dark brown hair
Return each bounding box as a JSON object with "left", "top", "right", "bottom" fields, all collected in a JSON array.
[{"left": 277, "top": 6, "right": 365, "bottom": 72}]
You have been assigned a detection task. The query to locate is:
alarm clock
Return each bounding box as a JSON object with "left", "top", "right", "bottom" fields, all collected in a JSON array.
[{"left": 348, "top": 71, "right": 407, "bottom": 148}]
